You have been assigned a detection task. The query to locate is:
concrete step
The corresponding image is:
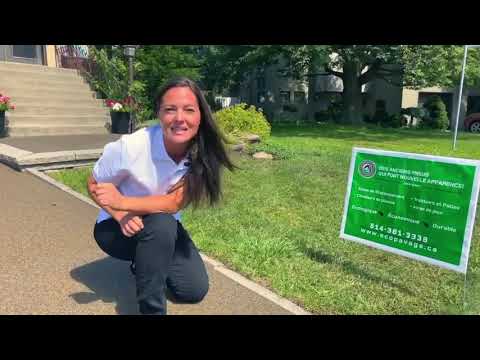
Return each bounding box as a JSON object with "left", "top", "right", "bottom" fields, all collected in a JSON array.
[
  {"left": 0, "top": 73, "right": 86, "bottom": 88},
  {"left": 3, "top": 85, "right": 98, "bottom": 99},
  {"left": 8, "top": 120, "right": 109, "bottom": 128},
  {"left": 0, "top": 67, "right": 83, "bottom": 81},
  {"left": 6, "top": 114, "right": 111, "bottom": 125},
  {"left": 9, "top": 104, "right": 109, "bottom": 116},
  {"left": 0, "top": 61, "right": 80, "bottom": 75},
  {"left": 0, "top": 75, "right": 93, "bottom": 91},
  {"left": 7, "top": 124, "right": 110, "bottom": 137},
  {"left": 12, "top": 97, "right": 106, "bottom": 108}
]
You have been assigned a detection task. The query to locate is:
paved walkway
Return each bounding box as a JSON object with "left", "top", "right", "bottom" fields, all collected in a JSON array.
[
  {"left": 0, "top": 162, "right": 295, "bottom": 314},
  {"left": 0, "top": 134, "right": 121, "bottom": 153}
]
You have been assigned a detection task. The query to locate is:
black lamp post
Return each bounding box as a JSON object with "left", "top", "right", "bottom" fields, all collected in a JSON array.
[{"left": 124, "top": 45, "right": 139, "bottom": 133}]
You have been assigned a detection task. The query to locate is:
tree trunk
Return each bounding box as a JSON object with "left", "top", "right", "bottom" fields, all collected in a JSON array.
[{"left": 341, "top": 61, "right": 363, "bottom": 124}]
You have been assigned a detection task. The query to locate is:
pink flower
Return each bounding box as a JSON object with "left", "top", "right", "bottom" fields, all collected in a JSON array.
[{"left": 10, "top": 105, "right": 16, "bottom": 110}]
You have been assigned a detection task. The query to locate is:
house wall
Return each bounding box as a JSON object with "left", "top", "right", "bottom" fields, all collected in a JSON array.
[
  {"left": 238, "top": 61, "right": 311, "bottom": 121},
  {"left": 237, "top": 58, "right": 478, "bottom": 130},
  {"left": 45, "top": 45, "right": 57, "bottom": 67},
  {"left": 400, "top": 86, "right": 480, "bottom": 130}
]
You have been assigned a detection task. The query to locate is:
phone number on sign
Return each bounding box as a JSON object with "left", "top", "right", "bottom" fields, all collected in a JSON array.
[
  {"left": 359, "top": 223, "right": 437, "bottom": 253},
  {"left": 369, "top": 223, "right": 429, "bottom": 242}
]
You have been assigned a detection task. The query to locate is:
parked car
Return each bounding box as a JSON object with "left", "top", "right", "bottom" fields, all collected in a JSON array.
[{"left": 464, "top": 112, "right": 480, "bottom": 132}]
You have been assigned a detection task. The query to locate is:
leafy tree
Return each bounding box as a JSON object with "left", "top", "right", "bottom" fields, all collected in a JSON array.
[
  {"left": 301, "top": 45, "right": 480, "bottom": 123},
  {"left": 135, "top": 45, "right": 203, "bottom": 118},
  {"left": 203, "top": 45, "right": 480, "bottom": 124}
]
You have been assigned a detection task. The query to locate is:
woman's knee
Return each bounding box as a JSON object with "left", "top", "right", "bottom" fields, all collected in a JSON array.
[
  {"left": 171, "top": 282, "right": 209, "bottom": 304},
  {"left": 93, "top": 220, "right": 132, "bottom": 260},
  {"left": 140, "top": 213, "right": 178, "bottom": 241}
]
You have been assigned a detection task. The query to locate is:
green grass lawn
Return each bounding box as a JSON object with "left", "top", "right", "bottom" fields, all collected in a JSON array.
[{"left": 49, "top": 123, "right": 480, "bottom": 314}]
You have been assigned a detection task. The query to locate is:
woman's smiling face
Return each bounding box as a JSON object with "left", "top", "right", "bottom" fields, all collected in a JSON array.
[{"left": 158, "top": 86, "right": 201, "bottom": 148}]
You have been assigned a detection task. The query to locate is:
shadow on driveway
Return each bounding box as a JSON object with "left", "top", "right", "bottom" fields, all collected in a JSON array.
[{"left": 70, "top": 257, "right": 138, "bottom": 315}]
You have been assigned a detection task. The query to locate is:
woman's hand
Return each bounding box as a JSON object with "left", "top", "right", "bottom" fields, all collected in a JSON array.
[
  {"left": 119, "top": 213, "right": 144, "bottom": 237},
  {"left": 94, "top": 183, "right": 125, "bottom": 210}
]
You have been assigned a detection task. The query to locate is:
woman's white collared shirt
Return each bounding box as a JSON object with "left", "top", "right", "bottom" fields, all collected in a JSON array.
[{"left": 92, "top": 125, "right": 190, "bottom": 223}]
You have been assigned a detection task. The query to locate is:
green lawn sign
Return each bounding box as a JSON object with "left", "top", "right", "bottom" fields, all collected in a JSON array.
[{"left": 340, "top": 148, "right": 480, "bottom": 273}]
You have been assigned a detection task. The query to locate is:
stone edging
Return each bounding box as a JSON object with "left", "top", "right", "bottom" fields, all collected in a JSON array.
[
  {"left": 0, "top": 144, "right": 103, "bottom": 170},
  {"left": 26, "top": 167, "right": 312, "bottom": 315}
]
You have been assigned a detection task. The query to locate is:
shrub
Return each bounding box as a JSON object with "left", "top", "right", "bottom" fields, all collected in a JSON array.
[
  {"left": 86, "top": 47, "right": 150, "bottom": 122},
  {"left": 421, "top": 96, "right": 449, "bottom": 130},
  {"left": 86, "top": 46, "right": 200, "bottom": 123},
  {"left": 363, "top": 114, "right": 376, "bottom": 124},
  {"left": 327, "top": 101, "right": 344, "bottom": 123},
  {"left": 385, "top": 113, "right": 404, "bottom": 128},
  {"left": 314, "top": 110, "right": 330, "bottom": 122},
  {"left": 401, "top": 107, "right": 427, "bottom": 128},
  {"left": 373, "top": 109, "right": 389, "bottom": 125},
  {"left": 214, "top": 103, "right": 271, "bottom": 142},
  {"left": 87, "top": 47, "right": 130, "bottom": 101},
  {"left": 283, "top": 104, "right": 298, "bottom": 112}
]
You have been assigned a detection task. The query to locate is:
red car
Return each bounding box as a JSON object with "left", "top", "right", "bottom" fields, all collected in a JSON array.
[{"left": 464, "top": 112, "right": 480, "bottom": 132}]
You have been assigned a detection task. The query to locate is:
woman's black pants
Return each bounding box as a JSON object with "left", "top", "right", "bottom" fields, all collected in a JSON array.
[{"left": 93, "top": 213, "right": 209, "bottom": 315}]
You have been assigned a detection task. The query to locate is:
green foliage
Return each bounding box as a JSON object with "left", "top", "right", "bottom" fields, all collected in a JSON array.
[
  {"left": 420, "top": 96, "right": 449, "bottom": 130},
  {"left": 87, "top": 46, "right": 202, "bottom": 122},
  {"left": 374, "top": 112, "right": 388, "bottom": 127},
  {"left": 87, "top": 47, "right": 150, "bottom": 121},
  {"left": 135, "top": 46, "right": 202, "bottom": 118},
  {"left": 382, "top": 113, "right": 404, "bottom": 128},
  {"left": 282, "top": 104, "right": 298, "bottom": 113},
  {"left": 401, "top": 107, "right": 427, "bottom": 128},
  {"left": 87, "top": 47, "right": 130, "bottom": 100},
  {"left": 363, "top": 114, "right": 375, "bottom": 124},
  {"left": 402, "top": 107, "right": 427, "bottom": 119},
  {"left": 326, "top": 101, "right": 344, "bottom": 123},
  {"left": 214, "top": 103, "right": 271, "bottom": 142},
  {"left": 403, "top": 46, "right": 480, "bottom": 89},
  {"left": 250, "top": 141, "right": 294, "bottom": 160},
  {"left": 314, "top": 110, "right": 330, "bottom": 122},
  {"left": 51, "top": 124, "right": 480, "bottom": 314}
]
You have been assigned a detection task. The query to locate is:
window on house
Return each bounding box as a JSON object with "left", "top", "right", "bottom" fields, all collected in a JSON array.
[
  {"left": 12, "top": 45, "right": 36, "bottom": 58},
  {"left": 294, "top": 91, "right": 306, "bottom": 104},
  {"left": 279, "top": 91, "right": 290, "bottom": 104},
  {"left": 467, "top": 96, "right": 480, "bottom": 115}
]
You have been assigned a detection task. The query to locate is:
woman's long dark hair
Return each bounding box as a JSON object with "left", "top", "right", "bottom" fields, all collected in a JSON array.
[{"left": 155, "top": 77, "right": 236, "bottom": 208}]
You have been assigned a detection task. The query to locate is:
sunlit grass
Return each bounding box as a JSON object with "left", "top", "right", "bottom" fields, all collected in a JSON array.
[{"left": 49, "top": 123, "right": 480, "bottom": 314}]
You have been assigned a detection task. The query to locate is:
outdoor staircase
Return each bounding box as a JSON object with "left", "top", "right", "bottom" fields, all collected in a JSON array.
[{"left": 0, "top": 61, "right": 110, "bottom": 137}]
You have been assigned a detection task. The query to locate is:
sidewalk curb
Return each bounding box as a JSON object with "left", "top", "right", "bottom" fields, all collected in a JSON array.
[
  {"left": 27, "top": 168, "right": 312, "bottom": 315},
  {"left": 0, "top": 144, "right": 103, "bottom": 171}
]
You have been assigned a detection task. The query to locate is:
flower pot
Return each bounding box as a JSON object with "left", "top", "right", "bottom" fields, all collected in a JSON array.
[
  {"left": 0, "top": 111, "right": 6, "bottom": 137},
  {"left": 111, "top": 112, "right": 131, "bottom": 134}
]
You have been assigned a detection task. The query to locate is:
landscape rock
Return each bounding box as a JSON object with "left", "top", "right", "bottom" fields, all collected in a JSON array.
[
  {"left": 244, "top": 134, "right": 261, "bottom": 144},
  {"left": 252, "top": 151, "right": 274, "bottom": 160}
]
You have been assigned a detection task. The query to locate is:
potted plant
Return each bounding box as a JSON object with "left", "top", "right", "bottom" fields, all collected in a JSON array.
[
  {"left": 0, "top": 93, "right": 15, "bottom": 136},
  {"left": 105, "top": 96, "right": 136, "bottom": 134}
]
